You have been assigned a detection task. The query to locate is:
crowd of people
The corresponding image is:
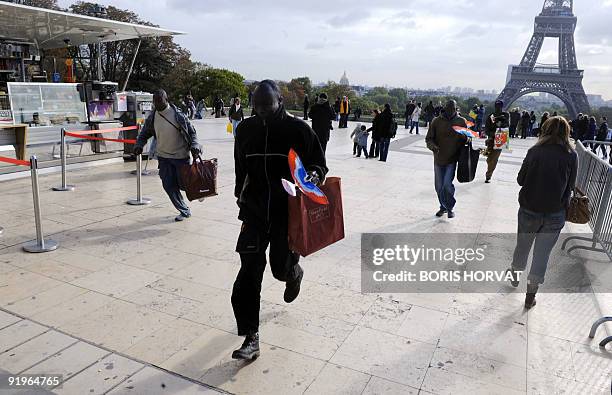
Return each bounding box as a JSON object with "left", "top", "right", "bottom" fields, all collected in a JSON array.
[{"left": 132, "top": 83, "right": 611, "bottom": 358}]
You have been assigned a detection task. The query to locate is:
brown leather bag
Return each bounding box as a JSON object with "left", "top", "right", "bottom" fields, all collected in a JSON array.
[
  {"left": 179, "top": 156, "right": 218, "bottom": 201},
  {"left": 288, "top": 177, "right": 345, "bottom": 257},
  {"left": 566, "top": 187, "right": 590, "bottom": 224}
]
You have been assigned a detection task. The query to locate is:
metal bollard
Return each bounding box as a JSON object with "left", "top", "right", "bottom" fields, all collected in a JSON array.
[
  {"left": 52, "top": 128, "right": 75, "bottom": 191},
  {"left": 127, "top": 154, "right": 152, "bottom": 206},
  {"left": 23, "top": 156, "right": 59, "bottom": 253},
  {"left": 130, "top": 155, "right": 153, "bottom": 176}
]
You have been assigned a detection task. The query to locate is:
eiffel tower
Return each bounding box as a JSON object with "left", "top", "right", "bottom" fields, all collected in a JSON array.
[{"left": 497, "top": 0, "right": 590, "bottom": 118}]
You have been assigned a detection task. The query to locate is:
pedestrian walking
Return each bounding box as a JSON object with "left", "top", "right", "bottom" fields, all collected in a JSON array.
[
  {"left": 594, "top": 116, "right": 609, "bottom": 159},
  {"left": 424, "top": 101, "right": 435, "bottom": 127},
  {"left": 529, "top": 111, "right": 536, "bottom": 137},
  {"left": 368, "top": 109, "right": 381, "bottom": 158},
  {"left": 339, "top": 96, "right": 350, "bottom": 128},
  {"left": 308, "top": 93, "right": 336, "bottom": 154},
  {"left": 195, "top": 99, "right": 207, "bottom": 119},
  {"left": 510, "top": 108, "right": 521, "bottom": 138},
  {"left": 476, "top": 104, "right": 486, "bottom": 135},
  {"left": 231, "top": 80, "right": 327, "bottom": 360},
  {"left": 229, "top": 97, "right": 245, "bottom": 137},
  {"left": 507, "top": 116, "right": 578, "bottom": 309},
  {"left": 134, "top": 89, "right": 202, "bottom": 222},
  {"left": 377, "top": 104, "right": 396, "bottom": 162},
  {"left": 405, "top": 101, "right": 416, "bottom": 129},
  {"left": 410, "top": 102, "right": 422, "bottom": 135},
  {"left": 425, "top": 100, "right": 468, "bottom": 218},
  {"left": 484, "top": 100, "right": 510, "bottom": 183},
  {"left": 586, "top": 116, "right": 597, "bottom": 149},
  {"left": 520, "top": 111, "right": 530, "bottom": 139},
  {"left": 303, "top": 94, "right": 310, "bottom": 120},
  {"left": 334, "top": 97, "right": 341, "bottom": 122}
]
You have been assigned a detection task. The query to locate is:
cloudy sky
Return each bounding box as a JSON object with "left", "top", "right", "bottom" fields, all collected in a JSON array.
[{"left": 58, "top": 0, "right": 612, "bottom": 99}]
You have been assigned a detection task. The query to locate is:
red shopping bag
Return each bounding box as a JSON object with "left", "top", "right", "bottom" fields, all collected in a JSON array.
[{"left": 288, "top": 177, "right": 345, "bottom": 257}]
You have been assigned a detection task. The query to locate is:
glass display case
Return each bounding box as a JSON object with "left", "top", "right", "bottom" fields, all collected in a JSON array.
[{"left": 7, "top": 82, "right": 86, "bottom": 127}]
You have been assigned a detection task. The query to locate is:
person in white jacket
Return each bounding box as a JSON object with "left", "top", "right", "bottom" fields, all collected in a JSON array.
[{"left": 410, "top": 102, "right": 422, "bottom": 135}]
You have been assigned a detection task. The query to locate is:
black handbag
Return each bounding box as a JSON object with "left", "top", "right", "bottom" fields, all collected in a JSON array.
[{"left": 457, "top": 140, "right": 480, "bottom": 183}]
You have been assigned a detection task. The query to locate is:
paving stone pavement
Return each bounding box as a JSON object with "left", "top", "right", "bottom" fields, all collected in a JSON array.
[{"left": 0, "top": 117, "right": 611, "bottom": 394}]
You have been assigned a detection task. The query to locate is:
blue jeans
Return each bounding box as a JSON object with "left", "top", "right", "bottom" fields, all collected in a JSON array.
[
  {"left": 434, "top": 163, "right": 457, "bottom": 212},
  {"left": 410, "top": 120, "right": 419, "bottom": 134},
  {"left": 232, "top": 119, "right": 241, "bottom": 137},
  {"left": 379, "top": 138, "right": 391, "bottom": 162},
  {"left": 158, "top": 157, "right": 191, "bottom": 217},
  {"left": 511, "top": 208, "right": 565, "bottom": 284}
]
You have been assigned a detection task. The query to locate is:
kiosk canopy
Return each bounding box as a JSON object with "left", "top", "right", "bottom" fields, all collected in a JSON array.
[{"left": 0, "top": 1, "right": 183, "bottom": 49}]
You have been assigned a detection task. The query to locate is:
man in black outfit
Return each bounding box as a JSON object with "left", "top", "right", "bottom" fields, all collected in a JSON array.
[
  {"left": 303, "top": 94, "right": 310, "bottom": 120},
  {"left": 231, "top": 80, "right": 328, "bottom": 360},
  {"left": 308, "top": 93, "right": 336, "bottom": 154}
]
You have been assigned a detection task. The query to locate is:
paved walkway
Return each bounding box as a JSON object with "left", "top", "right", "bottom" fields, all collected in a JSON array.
[{"left": 0, "top": 117, "right": 611, "bottom": 394}]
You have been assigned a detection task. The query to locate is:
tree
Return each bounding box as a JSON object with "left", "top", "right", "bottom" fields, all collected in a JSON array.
[
  {"left": 191, "top": 67, "right": 247, "bottom": 105},
  {"left": 284, "top": 77, "right": 312, "bottom": 109},
  {"left": 18, "top": 0, "right": 60, "bottom": 9}
]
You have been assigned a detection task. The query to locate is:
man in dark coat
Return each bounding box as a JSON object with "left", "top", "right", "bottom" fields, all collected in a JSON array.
[
  {"left": 426, "top": 100, "right": 468, "bottom": 218},
  {"left": 303, "top": 94, "right": 310, "bottom": 121},
  {"left": 231, "top": 80, "right": 328, "bottom": 361},
  {"left": 377, "top": 104, "right": 396, "bottom": 162},
  {"left": 308, "top": 93, "right": 336, "bottom": 154},
  {"left": 520, "top": 111, "right": 531, "bottom": 139}
]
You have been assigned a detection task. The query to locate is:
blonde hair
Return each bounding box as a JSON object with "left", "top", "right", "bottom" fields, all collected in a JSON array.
[{"left": 535, "top": 116, "right": 574, "bottom": 152}]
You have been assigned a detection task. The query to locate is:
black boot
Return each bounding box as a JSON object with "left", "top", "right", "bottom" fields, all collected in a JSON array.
[
  {"left": 506, "top": 268, "right": 520, "bottom": 288},
  {"left": 284, "top": 264, "right": 304, "bottom": 304},
  {"left": 435, "top": 209, "right": 447, "bottom": 218},
  {"left": 232, "top": 333, "right": 260, "bottom": 360},
  {"left": 525, "top": 284, "right": 538, "bottom": 309}
]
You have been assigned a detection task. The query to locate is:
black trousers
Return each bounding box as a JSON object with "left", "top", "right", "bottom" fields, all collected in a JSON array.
[{"left": 231, "top": 222, "right": 301, "bottom": 336}]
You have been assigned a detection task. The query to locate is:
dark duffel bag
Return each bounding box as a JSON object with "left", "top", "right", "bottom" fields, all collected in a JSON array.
[
  {"left": 457, "top": 140, "right": 480, "bottom": 183},
  {"left": 179, "top": 155, "right": 218, "bottom": 201}
]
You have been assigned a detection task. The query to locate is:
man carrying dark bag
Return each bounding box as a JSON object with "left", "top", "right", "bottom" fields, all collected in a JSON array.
[
  {"left": 134, "top": 89, "right": 202, "bottom": 222},
  {"left": 231, "top": 80, "right": 328, "bottom": 360}
]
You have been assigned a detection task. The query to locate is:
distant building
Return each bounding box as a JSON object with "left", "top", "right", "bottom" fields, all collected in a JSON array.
[{"left": 339, "top": 71, "right": 349, "bottom": 86}]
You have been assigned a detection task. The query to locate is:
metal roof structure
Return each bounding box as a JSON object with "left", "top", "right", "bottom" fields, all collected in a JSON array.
[{"left": 0, "top": 1, "right": 183, "bottom": 49}]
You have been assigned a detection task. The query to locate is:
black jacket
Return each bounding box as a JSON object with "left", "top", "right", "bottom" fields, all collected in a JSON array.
[
  {"left": 518, "top": 144, "right": 578, "bottom": 214},
  {"left": 229, "top": 105, "right": 244, "bottom": 121},
  {"left": 510, "top": 111, "right": 521, "bottom": 127},
  {"left": 377, "top": 108, "right": 395, "bottom": 139},
  {"left": 308, "top": 102, "right": 336, "bottom": 143},
  {"left": 234, "top": 107, "right": 328, "bottom": 229},
  {"left": 596, "top": 122, "right": 609, "bottom": 141}
]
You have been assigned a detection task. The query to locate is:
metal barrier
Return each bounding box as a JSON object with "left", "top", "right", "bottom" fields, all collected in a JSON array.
[
  {"left": 562, "top": 141, "right": 612, "bottom": 261},
  {"left": 126, "top": 154, "right": 152, "bottom": 206},
  {"left": 589, "top": 317, "right": 612, "bottom": 348},
  {"left": 52, "top": 128, "right": 75, "bottom": 192},
  {"left": 52, "top": 126, "right": 139, "bottom": 192}
]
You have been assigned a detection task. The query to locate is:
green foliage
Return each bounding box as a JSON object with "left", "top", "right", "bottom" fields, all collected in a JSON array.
[{"left": 191, "top": 67, "right": 247, "bottom": 105}]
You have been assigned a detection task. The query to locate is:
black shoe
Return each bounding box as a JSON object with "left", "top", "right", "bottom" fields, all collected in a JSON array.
[
  {"left": 525, "top": 284, "right": 538, "bottom": 309},
  {"left": 284, "top": 265, "right": 304, "bottom": 304},
  {"left": 435, "top": 209, "right": 447, "bottom": 217},
  {"left": 175, "top": 213, "right": 191, "bottom": 222},
  {"left": 447, "top": 211, "right": 455, "bottom": 219},
  {"left": 232, "top": 333, "right": 260, "bottom": 360},
  {"left": 506, "top": 268, "right": 520, "bottom": 288},
  {"left": 485, "top": 178, "right": 491, "bottom": 184}
]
